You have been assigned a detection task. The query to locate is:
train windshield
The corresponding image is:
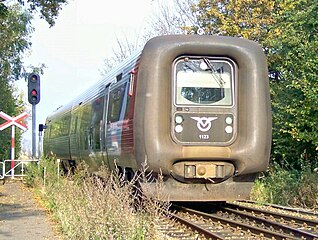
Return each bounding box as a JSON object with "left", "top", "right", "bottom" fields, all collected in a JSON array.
[{"left": 174, "top": 57, "right": 234, "bottom": 106}]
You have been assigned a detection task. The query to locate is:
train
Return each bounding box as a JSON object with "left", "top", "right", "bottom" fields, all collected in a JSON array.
[{"left": 43, "top": 35, "right": 272, "bottom": 201}]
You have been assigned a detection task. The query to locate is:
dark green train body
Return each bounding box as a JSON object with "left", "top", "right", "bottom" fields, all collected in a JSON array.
[{"left": 44, "top": 35, "right": 272, "bottom": 201}]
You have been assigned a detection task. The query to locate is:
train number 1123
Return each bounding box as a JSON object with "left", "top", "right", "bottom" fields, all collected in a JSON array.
[{"left": 199, "top": 134, "right": 209, "bottom": 140}]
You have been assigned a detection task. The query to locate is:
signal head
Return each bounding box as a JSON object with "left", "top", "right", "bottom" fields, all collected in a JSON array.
[{"left": 28, "top": 73, "right": 41, "bottom": 105}]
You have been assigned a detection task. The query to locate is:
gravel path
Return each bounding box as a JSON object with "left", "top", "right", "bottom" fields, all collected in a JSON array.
[{"left": 0, "top": 180, "right": 61, "bottom": 240}]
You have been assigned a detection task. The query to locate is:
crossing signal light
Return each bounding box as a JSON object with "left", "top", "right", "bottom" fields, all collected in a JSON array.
[{"left": 28, "top": 73, "right": 40, "bottom": 105}]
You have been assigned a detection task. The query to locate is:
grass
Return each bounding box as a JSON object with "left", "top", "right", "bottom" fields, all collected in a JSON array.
[
  {"left": 25, "top": 156, "right": 318, "bottom": 238},
  {"left": 24, "top": 158, "right": 171, "bottom": 240},
  {"left": 251, "top": 162, "right": 318, "bottom": 209}
]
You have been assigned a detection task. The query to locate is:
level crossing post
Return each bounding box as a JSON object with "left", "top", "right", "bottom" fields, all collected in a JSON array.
[
  {"left": 11, "top": 125, "right": 15, "bottom": 177},
  {"left": 0, "top": 111, "right": 28, "bottom": 178}
]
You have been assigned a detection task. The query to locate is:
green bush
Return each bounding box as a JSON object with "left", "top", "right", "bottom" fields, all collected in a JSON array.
[
  {"left": 24, "top": 157, "right": 60, "bottom": 188},
  {"left": 251, "top": 162, "right": 318, "bottom": 209}
]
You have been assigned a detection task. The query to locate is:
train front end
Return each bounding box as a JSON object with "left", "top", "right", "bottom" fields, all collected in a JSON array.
[
  {"left": 134, "top": 35, "right": 272, "bottom": 201},
  {"left": 171, "top": 56, "right": 237, "bottom": 182}
]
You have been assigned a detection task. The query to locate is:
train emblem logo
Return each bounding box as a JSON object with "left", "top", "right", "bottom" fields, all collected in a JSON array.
[{"left": 191, "top": 117, "right": 218, "bottom": 132}]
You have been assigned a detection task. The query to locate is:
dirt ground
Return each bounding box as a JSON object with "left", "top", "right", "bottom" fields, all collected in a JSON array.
[{"left": 0, "top": 179, "right": 61, "bottom": 240}]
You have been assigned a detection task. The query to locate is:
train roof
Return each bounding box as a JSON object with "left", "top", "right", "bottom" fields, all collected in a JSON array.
[
  {"left": 45, "top": 34, "right": 265, "bottom": 122},
  {"left": 46, "top": 48, "right": 142, "bottom": 121}
]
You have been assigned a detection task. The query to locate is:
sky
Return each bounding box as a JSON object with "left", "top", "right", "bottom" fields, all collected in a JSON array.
[{"left": 17, "top": 0, "right": 153, "bottom": 143}]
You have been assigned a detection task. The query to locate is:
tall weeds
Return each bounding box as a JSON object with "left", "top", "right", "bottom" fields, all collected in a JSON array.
[
  {"left": 251, "top": 162, "right": 318, "bottom": 209},
  {"left": 25, "top": 158, "right": 171, "bottom": 239}
]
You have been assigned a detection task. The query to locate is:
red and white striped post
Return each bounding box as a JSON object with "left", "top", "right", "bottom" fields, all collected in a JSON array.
[
  {"left": 11, "top": 125, "right": 15, "bottom": 175},
  {"left": 0, "top": 111, "right": 28, "bottom": 177}
]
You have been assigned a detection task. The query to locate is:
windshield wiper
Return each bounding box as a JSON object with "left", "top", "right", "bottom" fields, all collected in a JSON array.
[{"left": 203, "top": 58, "right": 226, "bottom": 87}]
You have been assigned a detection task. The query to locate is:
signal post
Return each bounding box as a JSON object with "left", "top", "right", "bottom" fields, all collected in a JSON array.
[{"left": 28, "top": 73, "right": 41, "bottom": 159}]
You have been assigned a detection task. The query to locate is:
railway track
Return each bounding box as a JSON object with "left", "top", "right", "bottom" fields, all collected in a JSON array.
[{"left": 160, "top": 202, "right": 318, "bottom": 239}]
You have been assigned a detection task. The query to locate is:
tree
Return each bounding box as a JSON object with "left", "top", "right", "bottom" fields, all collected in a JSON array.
[
  {"left": 268, "top": 0, "right": 318, "bottom": 168},
  {"left": 100, "top": 34, "right": 145, "bottom": 75},
  {"left": 0, "top": 1, "right": 67, "bottom": 159},
  {"left": 0, "top": 4, "right": 32, "bottom": 159},
  {"left": 190, "top": 0, "right": 275, "bottom": 41},
  {"left": 101, "top": 0, "right": 197, "bottom": 75},
  {"left": 147, "top": 0, "right": 198, "bottom": 35},
  {"left": 0, "top": 5, "right": 33, "bottom": 82},
  {"left": 190, "top": 0, "right": 318, "bottom": 168},
  {"left": 1, "top": 0, "right": 67, "bottom": 27},
  {"left": 0, "top": 1, "right": 68, "bottom": 83}
]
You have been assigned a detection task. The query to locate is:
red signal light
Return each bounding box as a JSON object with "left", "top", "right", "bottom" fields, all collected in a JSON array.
[{"left": 31, "top": 89, "right": 37, "bottom": 96}]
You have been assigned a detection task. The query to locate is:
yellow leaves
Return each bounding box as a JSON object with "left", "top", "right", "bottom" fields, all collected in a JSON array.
[
  {"left": 279, "top": 0, "right": 299, "bottom": 11},
  {"left": 194, "top": 0, "right": 276, "bottom": 40}
]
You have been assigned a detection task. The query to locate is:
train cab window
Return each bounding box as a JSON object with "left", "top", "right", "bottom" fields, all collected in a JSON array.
[{"left": 174, "top": 57, "right": 234, "bottom": 106}]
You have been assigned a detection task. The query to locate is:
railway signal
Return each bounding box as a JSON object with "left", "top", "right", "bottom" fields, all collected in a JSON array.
[
  {"left": 27, "top": 73, "right": 41, "bottom": 158},
  {"left": 28, "top": 73, "right": 40, "bottom": 105}
]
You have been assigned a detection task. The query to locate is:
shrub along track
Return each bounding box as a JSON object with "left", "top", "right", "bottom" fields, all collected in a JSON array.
[{"left": 158, "top": 201, "right": 318, "bottom": 239}]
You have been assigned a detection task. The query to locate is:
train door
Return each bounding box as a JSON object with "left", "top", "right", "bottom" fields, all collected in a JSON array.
[
  {"left": 89, "top": 94, "right": 106, "bottom": 169},
  {"left": 69, "top": 107, "right": 82, "bottom": 161},
  {"left": 100, "top": 84, "right": 110, "bottom": 169},
  {"left": 105, "top": 81, "right": 128, "bottom": 170},
  {"left": 75, "top": 93, "right": 106, "bottom": 171}
]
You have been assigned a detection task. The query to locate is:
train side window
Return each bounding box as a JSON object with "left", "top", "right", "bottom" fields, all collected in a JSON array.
[
  {"left": 70, "top": 109, "right": 81, "bottom": 135},
  {"left": 72, "top": 116, "right": 78, "bottom": 134},
  {"left": 49, "top": 122, "right": 55, "bottom": 138},
  {"left": 80, "top": 104, "right": 92, "bottom": 150},
  {"left": 84, "top": 129, "right": 89, "bottom": 150},
  {"left": 124, "top": 91, "right": 131, "bottom": 119},
  {"left": 64, "top": 116, "right": 70, "bottom": 135},
  {"left": 91, "top": 96, "right": 104, "bottom": 150},
  {"left": 50, "top": 115, "right": 70, "bottom": 138},
  {"left": 108, "top": 85, "right": 126, "bottom": 122}
]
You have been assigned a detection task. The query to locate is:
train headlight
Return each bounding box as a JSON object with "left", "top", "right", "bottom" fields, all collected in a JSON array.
[
  {"left": 175, "top": 125, "right": 183, "bottom": 133},
  {"left": 225, "top": 126, "right": 233, "bottom": 134},
  {"left": 225, "top": 116, "right": 233, "bottom": 125},
  {"left": 175, "top": 115, "right": 184, "bottom": 124}
]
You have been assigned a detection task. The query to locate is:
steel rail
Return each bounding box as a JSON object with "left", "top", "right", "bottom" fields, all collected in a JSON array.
[
  {"left": 223, "top": 207, "right": 318, "bottom": 240},
  {"left": 170, "top": 212, "right": 225, "bottom": 240},
  {"left": 174, "top": 205, "right": 296, "bottom": 240},
  {"left": 227, "top": 202, "right": 318, "bottom": 227},
  {"left": 238, "top": 200, "right": 318, "bottom": 217}
]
